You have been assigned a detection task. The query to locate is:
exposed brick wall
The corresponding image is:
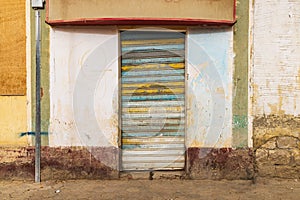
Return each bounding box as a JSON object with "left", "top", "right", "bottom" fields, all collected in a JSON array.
[
  {"left": 0, "top": 147, "right": 34, "bottom": 179},
  {"left": 255, "top": 136, "right": 300, "bottom": 179}
]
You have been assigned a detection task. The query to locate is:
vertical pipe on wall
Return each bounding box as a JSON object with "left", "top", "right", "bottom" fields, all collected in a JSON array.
[
  {"left": 26, "top": 0, "right": 32, "bottom": 146},
  {"left": 35, "top": 9, "right": 41, "bottom": 183}
]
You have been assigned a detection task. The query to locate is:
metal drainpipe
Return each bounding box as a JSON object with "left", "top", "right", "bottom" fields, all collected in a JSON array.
[{"left": 35, "top": 9, "right": 41, "bottom": 183}]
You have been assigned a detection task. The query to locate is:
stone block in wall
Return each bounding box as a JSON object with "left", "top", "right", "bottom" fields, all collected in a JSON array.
[
  {"left": 253, "top": 115, "right": 300, "bottom": 149},
  {"left": 253, "top": 115, "right": 300, "bottom": 179},
  {"left": 277, "top": 136, "right": 299, "bottom": 149},
  {"left": 260, "top": 137, "right": 276, "bottom": 149},
  {"left": 257, "top": 164, "right": 300, "bottom": 179},
  {"left": 256, "top": 163, "right": 276, "bottom": 177},
  {"left": 268, "top": 149, "right": 291, "bottom": 165},
  {"left": 255, "top": 149, "right": 269, "bottom": 163},
  {"left": 290, "top": 149, "right": 300, "bottom": 166},
  {"left": 274, "top": 166, "right": 300, "bottom": 179}
]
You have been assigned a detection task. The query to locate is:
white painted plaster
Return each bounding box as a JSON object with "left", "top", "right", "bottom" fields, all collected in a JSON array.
[
  {"left": 253, "top": 0, "right": 300, "bottom": 116},
  {"left": 186, "top": 28, "right": 233, "bottom": 148},
  {"left": 49, "top": 26, "right": 233, "bottom": 148},
  {"left": 49, "top": 27, "right": 119, "bottom": 147}
]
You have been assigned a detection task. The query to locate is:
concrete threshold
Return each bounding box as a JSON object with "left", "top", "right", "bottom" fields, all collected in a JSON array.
[{"left": 120, "top": 170, "right": 186, "bottom": 180}]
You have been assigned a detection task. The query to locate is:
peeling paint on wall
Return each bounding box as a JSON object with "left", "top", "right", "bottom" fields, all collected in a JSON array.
[
  {"left": 186, "top": 28, "right": 233, "bottom": 148},
  {"left": 49, "top": 27, "right": 119, "bottom": 147},
  {"left": 232, "top": 0, "right": 250, "bottom": 148},
  {"left": 253, "top": 0, "right": 300, "bottom": 116}
]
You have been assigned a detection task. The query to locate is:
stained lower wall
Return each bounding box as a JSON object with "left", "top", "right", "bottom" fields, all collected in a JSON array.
[
  {"left": 252, "top": 0, "right": 300, "bottom": 178},
  {"left": 49, "top": 27, "right": 119, "bottom": 148},
  {"left": 0, "top": 146, "right": 118, "bottom": 180}
]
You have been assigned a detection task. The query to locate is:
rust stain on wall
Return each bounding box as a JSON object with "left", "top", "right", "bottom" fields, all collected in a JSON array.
[
  {"left": 0, "top": 0, "right": 26, "bottom": 95},
  {"left": 109, "top": 114, "right": 118, "bottom": 147}
]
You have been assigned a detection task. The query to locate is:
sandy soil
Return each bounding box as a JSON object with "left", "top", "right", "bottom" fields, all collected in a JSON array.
[{"left": 0, "top": 178, "right": 299, "bottom": 200}]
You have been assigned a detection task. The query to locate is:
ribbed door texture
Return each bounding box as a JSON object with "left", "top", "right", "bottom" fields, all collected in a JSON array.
[{"left": 121, "top": 31, "right": 185, "bottom": 171}]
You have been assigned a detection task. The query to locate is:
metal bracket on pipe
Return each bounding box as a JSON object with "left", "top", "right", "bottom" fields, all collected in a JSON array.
[{"left": 31, "top": 0, "right": 44, "bottom": 9}]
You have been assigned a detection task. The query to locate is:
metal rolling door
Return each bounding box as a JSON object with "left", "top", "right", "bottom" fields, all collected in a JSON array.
[{"left": 121, "top": 31, "right": 185, "bottom": 171}]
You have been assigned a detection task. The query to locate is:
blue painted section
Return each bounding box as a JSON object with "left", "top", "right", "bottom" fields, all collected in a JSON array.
[
  {"left": 122, "top": 94, "right": 184, "bottom": 101},
  {"left": 187, "top": 28, "right": 232, "bottom": 148},
  {"left": 122, "top": 101, "right": 184, "bottom": 107},
  {"left": 122, "top": 44, "right": 184, "bottom": 52},
  {"left": 188, "top": 29, "right": 231, "bottom": 85},
  {"left": 122, "top": 144, "right": 185, "bottom": 149},
  {"left": 121, "top": 31, "right": 184, "bottom": 41},
  {"left": 122, "top": 76, "right": 184, "bottom": 83},
  {"left": 122, "top": 121, "right": 185, "bottom": 126},
  {"left": 122, "top": 69, "right": 184, "bottom": 76},
  {"left": 122, "top": 132, "right": 185, "bottom": 137},
  {"left": 122, "top": 57, "right": 184, "bottom": 65},
  {"left": 122, "top": 126, "right": 185, "bottom": 131},
  {"left": 19, "top": 131, "right": 48, "bottom": 137},
  {"left": 122, "top": 113, "right": 185, "bottom": 119}
]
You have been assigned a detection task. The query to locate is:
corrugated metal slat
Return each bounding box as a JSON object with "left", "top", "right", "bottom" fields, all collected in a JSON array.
[{"left": 121, "top": 31, "right": 185, "bottom": 171}]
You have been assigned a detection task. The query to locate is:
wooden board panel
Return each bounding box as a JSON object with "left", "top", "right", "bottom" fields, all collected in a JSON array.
[
  {"left": 47, "top": 0, "right": 236, "bottom": 25},
  {"left": 0, "top": 0, "right": 26, "bottom": 95}
]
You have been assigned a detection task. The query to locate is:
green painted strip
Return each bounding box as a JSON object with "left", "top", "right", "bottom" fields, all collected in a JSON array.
[
  {"left": 233, "top": 115, "right": 247, "bottom": 129},
  {"left": 232, "top": 0, "right": 249, "bottom": 148}
]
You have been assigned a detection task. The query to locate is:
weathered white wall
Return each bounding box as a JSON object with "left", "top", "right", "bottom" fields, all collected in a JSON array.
[
  {"left": 187, "top": 28, "right": 233, "bottom": 148},
  {"left": 252, "top": 0, "right": 300, "bottom": 116},
  {"left": 49, "top": 27, "right": 119, "bottom": 147},
  {"left": 49, "top": 27, "right": 233, "bottom": 148}
]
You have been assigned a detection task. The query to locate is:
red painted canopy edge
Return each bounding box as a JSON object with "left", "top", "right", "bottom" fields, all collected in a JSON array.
[{"left": 45, "top": 0, "right": 236, "bottom": 26}]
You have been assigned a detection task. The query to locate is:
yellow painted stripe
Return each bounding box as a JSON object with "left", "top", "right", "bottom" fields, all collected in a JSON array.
[
  {"left": 121, "top": 38, "right": 185, "bottom": 46},
  {"left": 122, "top": 82, "right": 184, "bottom": 89},
  {"left": 122, "top": 88, "right": 184, "bottom": 95},
  {"left": 123, "top": 106, "right": 183, "bottom": 113},
  {"left": 122, "top": 63, "right": 184, "bottom": 71}
]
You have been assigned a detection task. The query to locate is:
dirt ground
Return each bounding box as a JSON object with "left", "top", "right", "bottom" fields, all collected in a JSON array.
[{"left": 0, "top": 178, "right": 299, "bottom": 200}]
